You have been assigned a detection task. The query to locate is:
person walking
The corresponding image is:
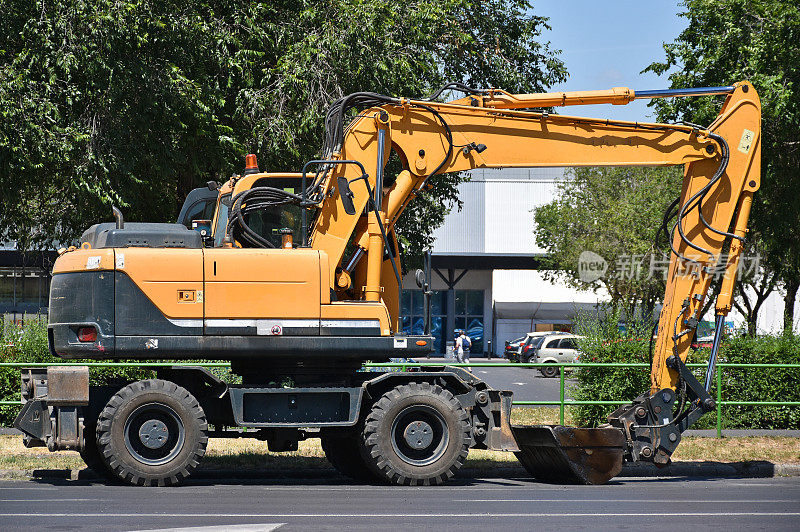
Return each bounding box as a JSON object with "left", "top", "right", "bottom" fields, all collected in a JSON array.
[
  {"left": 454, "top": 331, "right": 464, "bottom": 363},
  {"left": 459, "top": 331, "right": 472, "bottom": 364}
]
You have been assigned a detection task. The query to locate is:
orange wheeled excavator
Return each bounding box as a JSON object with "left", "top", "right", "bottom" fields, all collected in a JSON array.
[{"left": 15, "top": 81, "right": 760, "bottom": 487}]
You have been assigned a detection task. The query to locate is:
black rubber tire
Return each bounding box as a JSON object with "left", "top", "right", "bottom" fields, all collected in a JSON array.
[
  {"left": 540, "top": 364, "right": 559, "bottom": 378},
  {"left": 360, "top": 382, "right": 471, "bottom": 486},
  {"left": 321, "top": 433, "right": 378, "bottom": 481},
  {"left": 79, "top": 423, "right": 117, "bottom": 480},
  {"left": 96, "top": 379, "right": 208, "bottom": 487}
]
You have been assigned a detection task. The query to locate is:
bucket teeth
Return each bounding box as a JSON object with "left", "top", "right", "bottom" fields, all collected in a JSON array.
[{"left": 511, "top": 425, "right": 625, "bottom": 485}]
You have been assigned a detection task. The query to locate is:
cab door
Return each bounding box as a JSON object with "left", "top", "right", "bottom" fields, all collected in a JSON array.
[{"left": 203, "top": 248, "right": 322, "bottom": 335}]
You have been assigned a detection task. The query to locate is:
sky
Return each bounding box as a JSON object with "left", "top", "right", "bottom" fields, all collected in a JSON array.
[{"left": 532, "top": 0, "right": 688, "bottom": 122}]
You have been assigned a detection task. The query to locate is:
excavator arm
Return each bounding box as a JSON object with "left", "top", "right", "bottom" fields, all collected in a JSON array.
[
  {"left": 222, "top": 81, "right": 759, "bottom": 482},
  {"left": 297, "top": 82, "right": 760, "bottom": 478}
]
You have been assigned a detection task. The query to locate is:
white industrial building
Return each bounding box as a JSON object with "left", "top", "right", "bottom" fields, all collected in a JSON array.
[{"left": 400, "top": 167, "right": 799, "bottom": 356}]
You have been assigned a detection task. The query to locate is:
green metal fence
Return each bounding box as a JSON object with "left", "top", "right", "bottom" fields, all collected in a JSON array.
[{"left": 2, "top": 360, "right": 799, "bottom": 438}]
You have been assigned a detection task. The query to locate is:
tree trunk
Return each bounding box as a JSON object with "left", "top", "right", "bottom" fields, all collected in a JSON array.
[
  {"left": 734, "top": 268, "right": 778, "bottom": 336},
  {"left": 785, "top": 277, "right": 800, "bottom": 332},
  {"left": 747, "top": 314, "right": 757, "bottom": 336}
]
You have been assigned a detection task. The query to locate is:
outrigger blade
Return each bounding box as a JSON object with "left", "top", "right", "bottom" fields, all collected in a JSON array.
[{"left": 511, "top": 425, "right": 625, "bottom": 485}]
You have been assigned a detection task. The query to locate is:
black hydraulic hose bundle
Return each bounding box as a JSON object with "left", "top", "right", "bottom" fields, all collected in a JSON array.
[
  {"left": 228, "top": 82, "right": 465, "bottom": 248},
  {"left": 324, "top": 92, "right": 401, "bottom": 156},
  {"left": 227, "top": 186, "right": 312, "bottom": 248},
  {"left": 650, "top": 129, "right": 739, "bottom": 415}
]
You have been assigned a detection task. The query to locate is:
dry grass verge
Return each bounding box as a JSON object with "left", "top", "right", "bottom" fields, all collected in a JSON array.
[{"left": 2, "top": 408, "right": 797, "bottom": 473}]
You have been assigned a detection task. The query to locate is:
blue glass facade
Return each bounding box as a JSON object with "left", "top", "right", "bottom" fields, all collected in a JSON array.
[{"left": 401, "top": 289, "right": 484, "bottom": 354}]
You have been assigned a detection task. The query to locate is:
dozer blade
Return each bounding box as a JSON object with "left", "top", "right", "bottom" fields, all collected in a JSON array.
[{"left": 511, "top": 425, "right": 625, "bottom": 485}]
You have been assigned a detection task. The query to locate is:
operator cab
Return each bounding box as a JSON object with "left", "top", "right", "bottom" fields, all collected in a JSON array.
[{"left": 212, "top": 156, "right": 306, "bottom": 248}]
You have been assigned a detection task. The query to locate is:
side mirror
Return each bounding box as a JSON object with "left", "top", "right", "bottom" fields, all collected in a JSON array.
[
  {"left": 337, "top": 176, "right": 356, "bottom": 215},
  {"left": 414, "top": 269, "right": 426, "bottom": 289}
]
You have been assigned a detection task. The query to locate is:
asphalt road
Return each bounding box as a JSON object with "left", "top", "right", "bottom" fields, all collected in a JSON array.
[
  {"left": 1, "top": 476, "right": 798, "bottom": 531},
  {"left": 427, "top": 356, "right": 571, "bottom": 403}
]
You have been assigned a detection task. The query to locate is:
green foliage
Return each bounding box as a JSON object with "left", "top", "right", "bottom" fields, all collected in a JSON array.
[
  {"left": 645, "top": 0, "right": 800, "bottom": 327},
  {"left": 0, "top": 0, "right": 567, "bottom": 265},
  {"left": 717, "top": 332, "right": 800, "bottom": 429},
  {"left": 571, "top": 311, "right": 800, "bottom": 429},
  {"left": 0, "top": 317, "right": 52, "bottom": 425},
  {"left": 533, "top": 166, "right": 682, "bottom": 312},
  {"left": 570, "top": 309, "right": 652, "bottom": 427}
]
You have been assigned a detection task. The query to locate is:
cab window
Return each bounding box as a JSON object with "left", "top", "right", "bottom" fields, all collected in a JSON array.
[
  {"left": 213, "top": 194, "right": 231, "bottom": 247},
  {"left": 182, "top": 200, "right": 216, "bottom": 229},
  {"left": 240, "top": 177, "right": 304, "bottom": 248},
  {"left": 242, "top": 204, "right": 302, "bottom": 248}
]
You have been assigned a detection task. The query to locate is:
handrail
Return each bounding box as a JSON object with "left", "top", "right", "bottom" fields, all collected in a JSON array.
[{"left": 1, "top": 360, "right": 798, "bottom": 437}]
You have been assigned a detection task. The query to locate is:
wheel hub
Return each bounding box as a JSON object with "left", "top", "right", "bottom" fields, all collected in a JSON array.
[
  {"left": 403, "top": 420, "right": 434, "bottom": 450},
  {"left": 123, "top": 402, "right": 185, "bottom": 466},
  {"left": 390, "top": 404, "right": 450, "bottom": 466},
  {"left": 138, "top": 419, "right": 169, "bottom": 450}
]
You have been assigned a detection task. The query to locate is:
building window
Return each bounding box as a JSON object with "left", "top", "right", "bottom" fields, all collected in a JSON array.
[
  {"left": 401, "top": 290, "right": 445, "bottom": 353},
  {"left": 455, "top": 289, "right": 484, "bottom": 354},
  {"left": 401, "top": 289, "right": 484, "bottom": 354}
]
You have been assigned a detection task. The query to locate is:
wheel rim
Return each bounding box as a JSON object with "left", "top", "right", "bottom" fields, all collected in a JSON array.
[
  {"left": 123, "top": 403, "right": 185, "bottom": 466},
  {"left": 390, "top": 405, "right": 449, "bottom": 466},
  {"left": 543, "top": 366, "right": 557, "bottom": 377}
]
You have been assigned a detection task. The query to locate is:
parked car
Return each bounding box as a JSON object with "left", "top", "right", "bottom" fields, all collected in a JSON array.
[
  {"left": 504, "top": 332, "right": 556, "bottom": 362},
  {"left": 517, "top": 334, "right": 553, "bottom": 363},
  {"left": 504, "top": 336, "right": 527, "bottom": 360},
  {"left": 532, "top": 334, "right": 583, "bottom": 378}
]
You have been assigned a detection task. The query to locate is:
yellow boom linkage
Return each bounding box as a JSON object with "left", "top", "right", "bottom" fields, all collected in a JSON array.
[
  {"left": 308, "top": 83, "right": 759, "bottom": 390},
  {"left": 290, "top": 82, "right": 759, "bottom": 479}
]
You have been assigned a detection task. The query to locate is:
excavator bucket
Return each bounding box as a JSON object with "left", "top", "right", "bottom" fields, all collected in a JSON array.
[{"left": 511, "top": 425, "right": 626, "bottom": 485}]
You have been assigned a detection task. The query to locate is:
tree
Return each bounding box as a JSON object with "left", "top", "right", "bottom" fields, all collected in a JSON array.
[
  {"left": 533, "top": 166, "right": 683, "bottom": 317},
  {"left": 730, "top": 233, "right": 780, "bottom": 334},
  {"left": 0, "top": 0, "right": 567, "bottom": 267},
  {"left": 645, "top": 0, "right": 800, "bottom": 331}
]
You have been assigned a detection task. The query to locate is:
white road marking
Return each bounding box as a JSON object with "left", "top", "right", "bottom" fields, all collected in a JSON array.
[
  {"left": 0, "top": 498, "right": 101, "bottom": 502},
  {"left": 105, "top": 484, "right": 568, "bottom": 492},
  {"left": 512, "top": 382, "right": 526, "bottom": 386},
  {"left": 726, "top": 482, "right": 800, "bottom": 487},
  {"left": 1, "top": 513, "right": 798, "bottom": 518},
  {"left": 0, "top": 486, "right": 58, "bottom": 490},
  {"left": 139, "top": 524, "right": 284, "bottom": 532},
  {"left": 456, "top": 499, "right": 799, "bottom": 503}
]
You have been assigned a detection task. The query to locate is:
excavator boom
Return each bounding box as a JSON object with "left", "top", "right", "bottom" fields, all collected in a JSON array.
[{"left": 297, "top": 82, "right": 760, "bottom": 482}]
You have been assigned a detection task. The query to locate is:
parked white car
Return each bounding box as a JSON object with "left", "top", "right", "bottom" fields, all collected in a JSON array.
[{"left": 533, "top": 334, "right": 583, "bottom": 378}]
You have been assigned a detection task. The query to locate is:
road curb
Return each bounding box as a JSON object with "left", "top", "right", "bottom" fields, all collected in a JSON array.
[
  {"left": 3, "top": 462, "right": 799, "bottom": 482},
  {"left": 619, "top": 461, "right": 800, "bottom": 478}
]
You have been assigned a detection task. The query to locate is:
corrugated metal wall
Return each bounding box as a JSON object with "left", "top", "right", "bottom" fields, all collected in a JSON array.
[
  {"left": 429, "top": 179, "right": 485, "bottom": 253},
  {"left": 430, "top": 167, "right": 565, "bottom": 254}
]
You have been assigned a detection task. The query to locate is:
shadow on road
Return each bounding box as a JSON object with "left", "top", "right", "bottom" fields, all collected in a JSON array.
[{"left": 22, "top": 459, "right": 782, "bottom": 489}]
